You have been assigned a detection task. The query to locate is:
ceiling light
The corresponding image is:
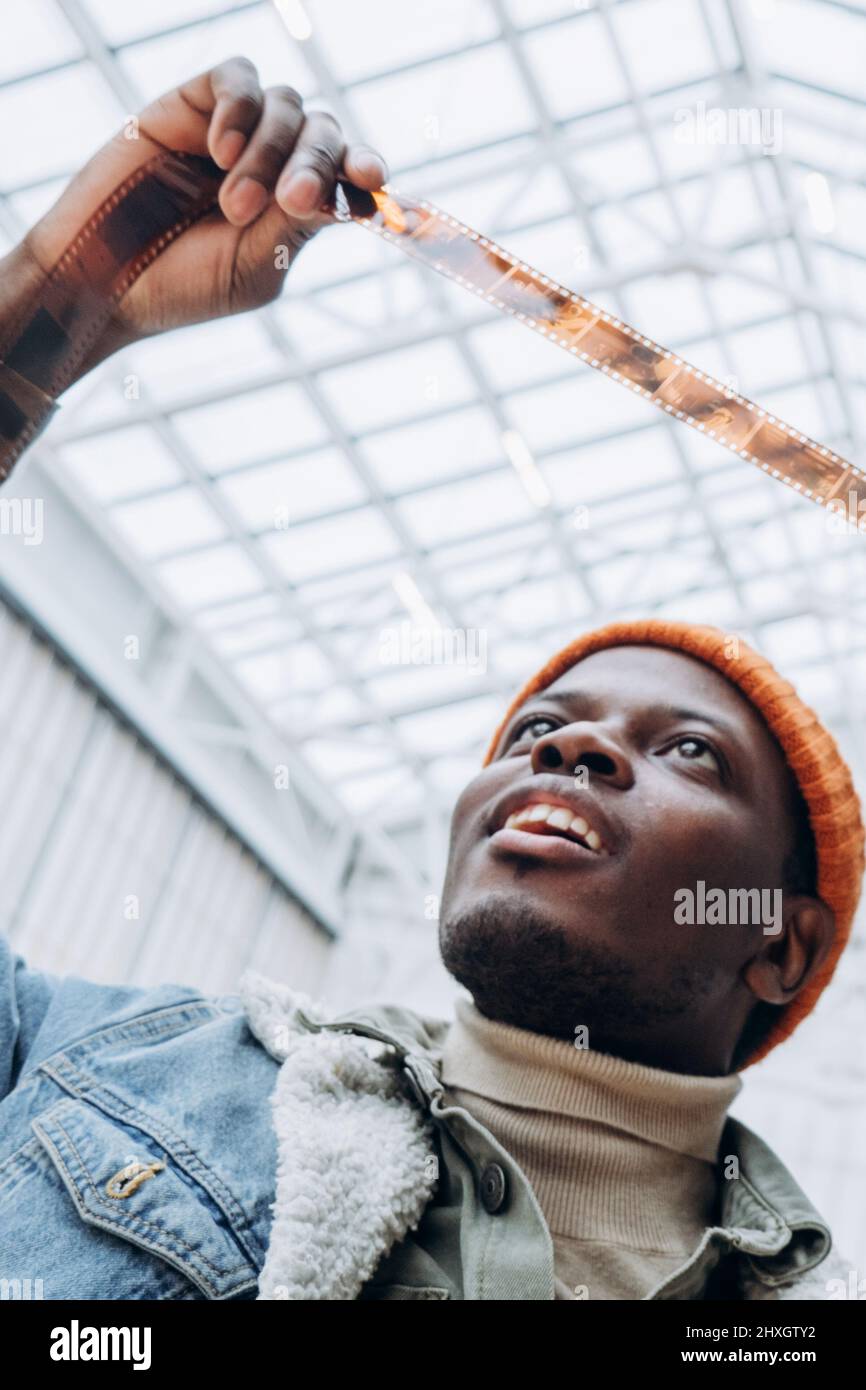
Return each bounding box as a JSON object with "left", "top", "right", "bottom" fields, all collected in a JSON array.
[
  {"left": 804, "top": 171, "right": 835, "bottom": 235},
  {"left": 502, "top": 429, "right": 552, "bottom": 509},
  {"left": 272, "top": 0, "right": 313, "bottom": 41},
  {"left": 391, "top": 571, "right": 442, "bottom": 630}
]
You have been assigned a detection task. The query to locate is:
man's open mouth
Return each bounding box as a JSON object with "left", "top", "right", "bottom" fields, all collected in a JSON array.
[{"left": 502, "top": 801, "right": 606, "bottom": 854}]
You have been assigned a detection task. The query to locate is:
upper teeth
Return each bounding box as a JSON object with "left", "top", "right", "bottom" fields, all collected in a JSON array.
[{"left": 504, "top": 803, "right": 603, "bottom": 852}]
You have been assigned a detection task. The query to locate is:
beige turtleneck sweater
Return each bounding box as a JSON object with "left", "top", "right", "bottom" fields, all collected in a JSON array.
[{"left": 440, "top": 996, "right": 742, "bottom": 1300}]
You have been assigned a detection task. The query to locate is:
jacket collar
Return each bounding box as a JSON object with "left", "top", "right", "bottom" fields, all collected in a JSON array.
[
  {"left": 240, "top": 975, "right": 831, "bottom": 1294},
  {"left": 313, "top": 997, "right": 832, "bottom": 1285},
  {"left": 716, "top": 1116, "right": 830, "bottom": 1285}
]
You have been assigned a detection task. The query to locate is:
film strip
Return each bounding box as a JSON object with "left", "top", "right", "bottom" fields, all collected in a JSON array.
[
  {"left": 3, "top": 148, "right": 864, "bottom": 530},
  {"left": 335, "top": 184, "right": 866, "bottom": 527},
  {"left": 0, "top": 150, "right": 224, "bottom": 478}
]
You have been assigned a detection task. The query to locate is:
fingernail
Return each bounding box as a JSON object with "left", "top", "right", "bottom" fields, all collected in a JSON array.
[
  {"left": 215, "top": 129, "right": 247, "bottom": 169},
  {"left": 277, "top": 169, "right": 323, "bottom": 215},
  {"left": 227, "top": 176, "right": 268, "bottom": 223}
]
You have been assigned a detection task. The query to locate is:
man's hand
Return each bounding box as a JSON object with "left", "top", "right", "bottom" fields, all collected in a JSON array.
[{"left": 20, "top": 56, "right": 387, "bottom": 362}]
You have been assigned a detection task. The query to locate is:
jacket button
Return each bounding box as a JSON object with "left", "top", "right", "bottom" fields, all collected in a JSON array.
[{"left": 480, "top": 1162, "right": 508, "bottom": 1214}]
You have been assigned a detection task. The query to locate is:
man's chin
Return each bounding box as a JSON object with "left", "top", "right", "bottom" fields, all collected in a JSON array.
[{"left": 438, "top": 891, "right": 700, "bottom": 1047}]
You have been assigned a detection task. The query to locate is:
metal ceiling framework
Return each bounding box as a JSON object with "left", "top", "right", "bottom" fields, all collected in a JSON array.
[{"left": 1, "top": 0, "right": 866, "bottom": 922}]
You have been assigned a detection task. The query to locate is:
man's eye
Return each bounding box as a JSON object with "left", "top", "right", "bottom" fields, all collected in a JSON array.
[
  {"left": 509, "top": 715, "right": 559, "bottom": 745},
  {"left": 669, "top": 735, "right": 723, "bottom": 775}
]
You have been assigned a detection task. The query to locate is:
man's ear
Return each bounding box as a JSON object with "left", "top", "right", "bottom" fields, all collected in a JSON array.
[{"left": 742, "top": 896, "right": 836, "bottom": 1006}]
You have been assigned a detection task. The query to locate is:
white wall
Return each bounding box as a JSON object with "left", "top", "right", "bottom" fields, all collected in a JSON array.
[{"left": 0, "top": 600, "right": 331, "bottom": 997}]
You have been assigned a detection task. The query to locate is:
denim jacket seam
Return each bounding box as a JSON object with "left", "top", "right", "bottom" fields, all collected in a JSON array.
[
  {"left": 21, "top": 1000, "right": 220, "bottom": 1080},
  {"left": 36, "top": 1109, "right": 255, "bottom": 1291},
  {"left": 39, "top": 1060, "right": 264, "bottom": 1266},
  {"left": 0, "top": 1134, "right": 52, "bottom": 1195}
]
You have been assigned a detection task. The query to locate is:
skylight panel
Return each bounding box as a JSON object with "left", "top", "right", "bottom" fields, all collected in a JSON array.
[
  {"left": 610, "top": 0, "right": 715, "bottom": 93},
  {"left": 218, "top": 448, "right": 367, "bottom": 530},
  {"left": 365, "top": 660, "right": 490, "bottom": 715},
  {"left": 57, "top": 427, "right": 183, "bottom": 502},
  {"left": 590, "top": 200, "right": 679, "bottom": 273},
  {"left": 211, "top": 616, "right": 301, "bottom": 658},
  {"left": 695, "top": 166, "right": 769, "bottom": 247},
  {"left": 467, "top": 316, "right": 579, "bottom": 394},
  {"left": 276, "top": 268, "right": 435, "bottom": 362},
  {"left": 396, "top": 470, "right": 531, "bottom": 547},
  {"left": 194, "top": 593, "right": 283, "bottom": 631},
  {"left": 438, "top": 551, "right": 541, "bottom": 601},
  {"left": 625, "top": 271, "right": 712, "bottom": 343},
  {"left": 301, "top": 738, "right": 399, "bottom": 781},
  {"left": 0, "top": 0, "right": 82, "bottom": 81},
  {"left": 496, "top": 216, "right": 597, "bottom": 293},
  {"left": 0, "top": 64, "right": 122, "bottom": 187},
  {"left": 110, "top": 487, "right": 227, "bottom": 559},
  {"left": 347, "top": 42, "right": 536, "bottom": 170},
  {"left": 395, "top": 700, "right": 498, "bottom": 758},
  {"left": 236, "top": 640, "right": 333, "bottom": 702},
  {"left": 359, "top": 406, "right": 504, "bottom": 492},
  {"left": 125, "top": 316, "right": 283, "bottom": 407},
  {"left": 571, "top": 131, "right": 657, "bottom": 200},
  {"left": 320, "top": 766, "right": 413, "bottom": 817},
  {"left": 83, "top": 0, "right": 234, "bottom": 45},
  {"left": 706, "top": 267, "right": 788, "bottom": 330},
  {"left": 541, "top": 430, "right": 681, "bottom": 509},
  {"left": 496, "top": 575, "right": 590, "bottom": 628},
  {"left": 311, "top": 0, "right": 498, "bottom": 83},
  {"left": 158, "top": 542, "right": 265, "bottom": 608},
  {"left": 522, "top": 13, "right": 627, "bottom": 120},
  {"left": 422, "top": 161, "right": 571, "bottom": 236},
  {"left": 503, "top": 372, "right": 652, "bottom": 454},
  {"left": 725, "top": 318, "right": 814, "bottom": 395},
  {"left": 261, "top": 506, "right": 401, "bottom": 580},
  {"left": 117, "top": 4, "right": 315, "bottom": 98},
  {"left": 506, "top": 0, "right": 586, "bottom": 27},
  {"left": 317, "top": 339, "right": 476, "bottom": 434},
  {"left": 750, "top": 0, "right": 866, "bottom": 102},
  {"left": 271, "top": 683, "right": 365, "bottom": 730},
  {"left": 170, "top": 383, "right": 328, "bottom": 474},
  {"left": 7, "top": 174, "right": 70, "bottom": 227},
  {"left": 275, "top": 221, "right": 392, "bottom": 295},
  {"left": 757, "top": 382, "right": 833, "bottom": 444}
]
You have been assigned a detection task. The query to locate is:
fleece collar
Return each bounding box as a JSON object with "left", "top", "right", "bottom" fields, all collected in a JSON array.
[{"left": 239, "top": 971, "right": 440, "bottom": 1300}]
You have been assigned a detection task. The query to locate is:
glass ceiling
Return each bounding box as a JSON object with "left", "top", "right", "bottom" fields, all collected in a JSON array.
[{"left": 3, "top": 0, "right": 866, "bottom": 879}]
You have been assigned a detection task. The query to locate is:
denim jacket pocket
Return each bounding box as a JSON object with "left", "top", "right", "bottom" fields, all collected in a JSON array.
[{"left": 32, "top": 1097, "right": 259, "bottom": 1300}]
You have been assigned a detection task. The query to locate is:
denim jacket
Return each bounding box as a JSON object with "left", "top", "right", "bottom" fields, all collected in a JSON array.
[{"left": 0, "top": 938, "right": 850, "bottom": 1301}]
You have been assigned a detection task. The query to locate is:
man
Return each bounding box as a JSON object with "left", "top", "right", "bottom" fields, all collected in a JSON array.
[{"left": 0, "top": 60, "right": 863, "bottom": 1301}]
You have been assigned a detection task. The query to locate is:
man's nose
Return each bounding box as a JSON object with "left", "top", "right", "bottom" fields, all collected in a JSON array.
[{"left": 529, "top": 722, "right": 634, "bottom": 789}]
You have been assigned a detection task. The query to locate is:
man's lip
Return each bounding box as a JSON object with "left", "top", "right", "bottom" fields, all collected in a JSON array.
[
  {"left": 487, "top": 783, "right": 620, "bottom": 856},
  {"left": 488, "top": 825, "right": 608, "bottom": 865}
]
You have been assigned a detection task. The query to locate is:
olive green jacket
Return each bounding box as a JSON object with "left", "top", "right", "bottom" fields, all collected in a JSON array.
[{"left": 240, "top": 972, "right": 851, "bottom": 1302}]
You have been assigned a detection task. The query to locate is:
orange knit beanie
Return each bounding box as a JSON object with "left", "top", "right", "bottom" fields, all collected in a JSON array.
[{"left": 482, "top": 619, "right": 865, "bottom": 1069}]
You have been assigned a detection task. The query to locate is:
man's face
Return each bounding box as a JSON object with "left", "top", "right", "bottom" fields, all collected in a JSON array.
[{"left": 438, "top": 645, "right": 799, "bottom": 1073}]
